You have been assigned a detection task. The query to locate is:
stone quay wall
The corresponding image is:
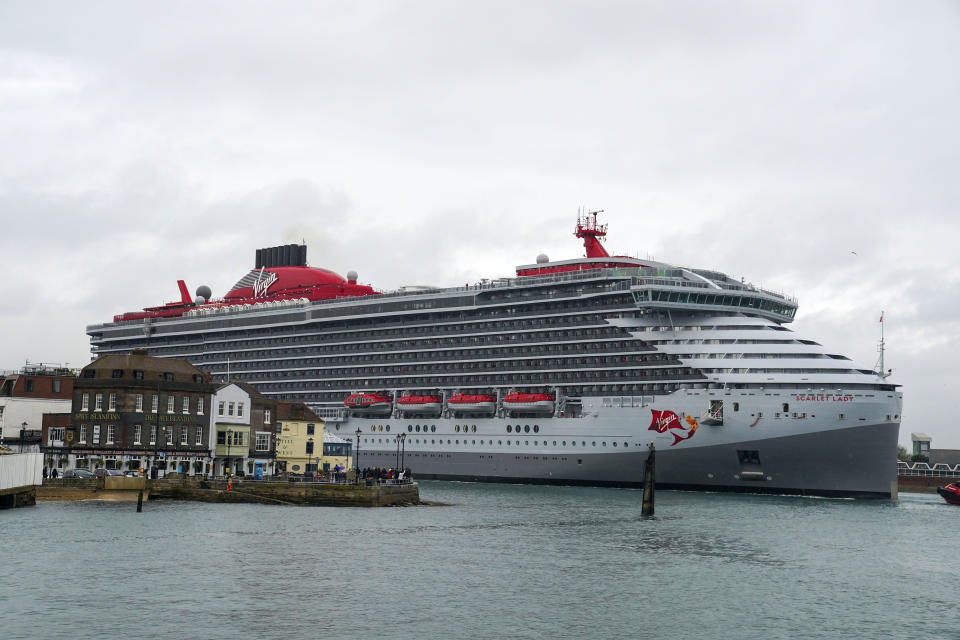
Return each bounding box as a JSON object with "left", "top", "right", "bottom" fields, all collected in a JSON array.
[
  {"left": 898, "top": 475, "right": 960, "bottom": 494},
  {"left": 147, "top": 477, "right": 420, "bottom": 507}
]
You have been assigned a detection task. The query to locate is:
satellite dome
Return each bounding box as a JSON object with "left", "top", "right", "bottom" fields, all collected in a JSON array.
[
  {"left": 195, "top": 296, "right": 206, "bottom": 305},
  {"left": 536, "top": 253, "right": 549, "bottom": 264},
  {"left": 346, "top": 270, "right": 358, "bottom": 283},
  {"left": 196, "top": 285, "right": 212, "bottom": 300}
]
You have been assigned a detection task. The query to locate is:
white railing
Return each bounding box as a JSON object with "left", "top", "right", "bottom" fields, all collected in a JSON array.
[
  {"left": 897, "top": 461, "right": 960, "bottom": 477},
  {"left": 0, "top": 453, "right": 43, "bottom": 490}
]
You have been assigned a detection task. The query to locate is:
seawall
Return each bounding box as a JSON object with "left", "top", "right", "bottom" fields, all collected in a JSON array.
[{"left": 898, "top": 475, "right": 959, "bottom": 494}]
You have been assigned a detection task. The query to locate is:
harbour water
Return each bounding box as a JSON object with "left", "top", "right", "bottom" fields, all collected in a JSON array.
[{"left": 2, "top": 482, "right": 957, "bottom": 639}]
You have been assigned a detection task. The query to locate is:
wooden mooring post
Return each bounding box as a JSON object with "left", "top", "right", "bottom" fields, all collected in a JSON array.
[
  {"left": 641, "top": 442, "right": 655, "bottom": 516},
  {"left": 136, "top": 490, "right": 143, "bottom": 512}
]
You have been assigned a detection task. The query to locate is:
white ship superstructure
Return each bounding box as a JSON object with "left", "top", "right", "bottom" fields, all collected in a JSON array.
[{"left": 87, "top": 213, "right": 902, "bottom": 497}]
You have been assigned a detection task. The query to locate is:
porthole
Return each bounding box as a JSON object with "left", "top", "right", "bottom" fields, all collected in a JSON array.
[
  {"left": 498, "top": 440, "right": 502, "bottom": 445},
  {"left": 562, "top": 441, "right": 566, "bottom": 446},
  {"left": 472, "top": 440, "right": 476, "bottom": 444},
  {"left": 455, "top": 440, "right": 459, "bottom": 444},
  {"left": 455, "top": 425, "right": 460, "bottom": 433},
  {"left": 602, "top": 441, "right": 607, "bottom": 446},
  {"left": 370, "top": 426, "right": 376, "bottom": 432},
  {"left": 447, "top": 440, "right": 451, "bottom": 444},
  {"left": 612, "top": 442, "right": 617, "bottom": 447},
  {"left": 431, "top": 425, "right": 436, "bottom": 432},
  {"left": 524, "top": 425, "right": 530, "bottom": 433},
  {"left": 386, "top": 425, "right": 390, "bottom": 432},
  {"left": 471, "top": 425, "right": 477, "bottom": 432},
  {"left": 416, "top": 425, "right": 421, "bottom": 432},
  {"left": 553, "top": 441, "right": 557, "bottom": 446},
  {"left": 507, "top": 425, "right": 513, "bottom": 433},
  {"left": 592, "top": 441, "right": 596, "bottom": 447},
  {"left": 533, "top": 425, "right": 539, "bottom": 433},
  {"left": 408, "top": 425, "right": 413, "bottom": 432}
]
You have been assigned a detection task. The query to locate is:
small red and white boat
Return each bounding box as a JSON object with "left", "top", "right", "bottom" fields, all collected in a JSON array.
[
  {"left": 344, "top": 393, "right": 392, "bottom": 414},
  {"left": 448, "top": 393, "right": 496, "bottom": 414},
  {"left": 503, "top": 392, "right": 555, "bottom": 413},
  {"left": 937, "top": 482, "right": 960, "bottom": 505},
  {"left": 397, "top": 395, "right": 443, "bottom": 414}
]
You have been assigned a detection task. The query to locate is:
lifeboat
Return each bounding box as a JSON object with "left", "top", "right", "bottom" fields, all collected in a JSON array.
[
  {"left": 503, "top": 392, "right": 555, "bottom": 414},
  {"left": 937, "top": 482, "right": 960, "bottom": 505},
  {"left": 447, "top": 393, "right": 496, "bottom": 414},
  {"left": 344, "top": 393, "right": 392, "bottom": 414},
  {"left": 397, "top": 395, "right": 443, "bottom": 415}
]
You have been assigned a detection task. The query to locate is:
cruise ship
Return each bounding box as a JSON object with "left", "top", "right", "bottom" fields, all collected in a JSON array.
[{"left": 87, "top": 212, "right": 903, "bottom": 498}]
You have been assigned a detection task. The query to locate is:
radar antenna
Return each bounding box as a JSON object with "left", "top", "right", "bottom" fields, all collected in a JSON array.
[{"left": 574, "top": 208, "right": 609, "bottom": 258}]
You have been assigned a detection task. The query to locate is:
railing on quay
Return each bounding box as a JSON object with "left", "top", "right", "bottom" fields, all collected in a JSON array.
[{"left": 897, "top": 461, "right": 960, "bottom": 477}]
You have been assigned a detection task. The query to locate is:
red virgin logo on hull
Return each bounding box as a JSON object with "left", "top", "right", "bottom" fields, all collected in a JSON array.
[{"left": 648, "top": 409, "right": 700, "bottom": 446}]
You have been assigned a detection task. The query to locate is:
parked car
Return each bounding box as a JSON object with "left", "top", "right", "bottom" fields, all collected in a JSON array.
[
  {"left": 124, "top": 470, "right": 141, "bottom": 477},
  {"left": 63, "top": 469, "right": 95, "bottom": 479},
  {"left": 93, "top": 469, "right": 124, "bottom": 478}
]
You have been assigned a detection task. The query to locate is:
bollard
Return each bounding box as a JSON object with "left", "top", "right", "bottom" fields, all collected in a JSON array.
[
  {"left": 137, "top": 490, "right": 144, "bottom": 512},
  {"left": 641, "top": 442, "right": 655, "bottom": 516}
]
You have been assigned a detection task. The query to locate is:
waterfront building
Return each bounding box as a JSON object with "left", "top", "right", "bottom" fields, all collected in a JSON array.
[
  {"left": 42, "top": 349, "right": 216, "bottom": 476},
  {"left": 274, "top": 402, "right": 323, "bottom": 474},
  {"left": 1, "top": 363, "right": 74, "bottom": 455},
  {"left": 320, "top": 431, "right": 351, "bottom": 473},
  {"left": 211, "top": 382, "right": 277, "bottom": 477}
]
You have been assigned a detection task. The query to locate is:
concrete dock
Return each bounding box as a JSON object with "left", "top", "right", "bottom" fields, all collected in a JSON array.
[{"left": 0, "top": 453, "right": 43, "bottom": 509}]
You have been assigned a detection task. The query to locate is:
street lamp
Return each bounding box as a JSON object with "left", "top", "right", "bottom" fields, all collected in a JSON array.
[
  {"left": 400, "top": 433, "right": 407, "bottom": 474},
  {"left": 226, "top": 428, "right": 232, "bottom": 478},
  {"left": 20, "top": 421, "right": 27, "bottom": 453},
  {"left": 395, "top": 433, "right": 401, "bottom": 471},
  {"left": 354, "top": 427, "right": 362, "bottom": 485},
  {"left": 306, "top": 437, "right": 314, "bottom": 479}
]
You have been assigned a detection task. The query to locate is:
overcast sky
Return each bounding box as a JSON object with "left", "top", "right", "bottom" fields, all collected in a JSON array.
[{"left": 2, "top": 1, "right": 957, "bottom": 448}]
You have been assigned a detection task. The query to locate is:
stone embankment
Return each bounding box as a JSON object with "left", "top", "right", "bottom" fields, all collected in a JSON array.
[
  {"left": 39, "top": 476, "right": 419, "bottom": 507},
  {"left": 898, "top": 475, "right": 959, "bottom": 494}
]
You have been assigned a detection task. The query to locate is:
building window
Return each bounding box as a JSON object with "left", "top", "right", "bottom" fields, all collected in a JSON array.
[
  {"left": 228, "top": 402, "right": 235, "bottom": 416},
  {"left": 112, "top": 369, "right": 124, "bottom": 379},
  {"left": 237, "top": 403, "right": 244, "bottom": 418},
  {"left": 218, "top": 401, "right": 225, "bottom": 416},
  {"left": 53, "top": 380, "right": 62, "bottom": 393},
  {"left": 152, "top": 394, "right": 158, "bottom": 413},
  {"left": 183, "top": 397, "right": 191, "bottom": 414},
  {"left": 197, "top": 398, "right": 204, "bottom": 415},
  {"left": 79, "top": 425, "right": 87, "bottom": 444},
  {"left": 81, "top": 394, "right": 90, "bottom": 412},
  {"left": 108, "top": 393, "right": 117, "bottom": 411},
  {"left": 50, "top": 427, "right": 65, "bottom": 443},
  {"left": 150, "top": 425, "right": 157, "bottom": 445},
  {"left": 180, "top": 428, "right": 188, "bottom": 445},
  {"left": 217, "top": 431, "right": 226, "bottom": 445},
  {"left": 92, "top": 424, "right": 101, "bottom": 444},
  {"left": 166, "top": 429, "right": 173, "bottom": 445},
  {"left": 305, "top": 441, "right": 314, "bottom": 455},
  {"left": 167, "top": 396, "right": 175, "bottom": 413},
  {"left": 134, "top": 425, "right": 142, "bottom": 445},
  {"left": 255, "top": 432, "right": 270, "bottom": 452},
  {"left": 163, "top": 372, "right": 174, "bottom": 382},
  {"left": 135, "top": 394, "right": 143, "bottom": 412},
  {"left": 133, "top": 370, "right": 144, "bottom": 380},
  {"left": 307, "top": 423, "right": 315, "bottom": 436},
  {"left": 195, "top": 427, "right": 203, "bottom": 445},
  {"left": 264, "top": 410, "right": 271, "bottom": 424},
  {"left": 106, "top": 425, "right": 115, "bottom": 444},
  {"left": 95, "top": 394, "right": 103, "bottom": 411},
  {"left": 25, "top": 379, "right": 34, "bottom": 392}
]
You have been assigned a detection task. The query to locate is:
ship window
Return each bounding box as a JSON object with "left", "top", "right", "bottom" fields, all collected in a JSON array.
[
  {"left": 592, "top": 441, "right": 596, "bottom": 446},
  {"left": 431, "top": 425, "right": 436, "bottom": 432},
  {"left": 471, "top": 425, "right": 477, "bottom": 432},
  {"left": 733, "top": 403, "right": 739, "bottom": 412},
  {"left": 781, "top": 403, "right": 789, "bottom": 412},
  {"left": 533, "top": 425, "right": 539, "bottom": 433},
  {"left": 408, "top": 425, "right": 412, "bottom": 432},
  {"left": 506, "top": 425, "right": 512, "bottom": 433},
  {"left": 602, "top": 442, "right": 607, "bottom": 446},
  {"left": 524, "top": 425, "right": 530, "bottom": 433},
  {"left": 370, "top": 426, "right": 375, "bottom": 432},
  {"left": 454, "top": 425, "right": 460, "bottom": 432},
  {"left": 386, "top": 425, "right": 390, "bottom": 432}
]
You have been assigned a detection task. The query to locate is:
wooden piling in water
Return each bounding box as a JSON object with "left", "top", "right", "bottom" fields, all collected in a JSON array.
[
  {"left": 641, "top": 442, "right": 655, "bottom": 516},
  {"left": 137, "top": 490, "right": 143, "bottom": 512}
]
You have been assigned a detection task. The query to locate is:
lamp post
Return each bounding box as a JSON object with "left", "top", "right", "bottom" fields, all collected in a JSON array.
[
  {"left": 20, "top": 421, "right": 27, "bottom": 453},
  {"left": 306, "top": 437, "right": 313, "bottom": 478},
  {"left": 226, "top": 428, "right": 232, "bottom": 478},
  {"left": 354, "top": 427, "right": 362, "bottom": 485},
  {"left": 400, "top": 433, "right": 406, "bottom": 474}
]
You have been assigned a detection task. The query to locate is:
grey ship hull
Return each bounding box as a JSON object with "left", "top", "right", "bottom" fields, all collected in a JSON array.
[{"left": 356, "top": 421, "right": 899, "bottom": 499}]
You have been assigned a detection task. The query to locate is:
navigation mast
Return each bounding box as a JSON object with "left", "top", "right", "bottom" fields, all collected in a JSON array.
[{"left": 875, "top": 311, "right": 891, "bottom": 379}]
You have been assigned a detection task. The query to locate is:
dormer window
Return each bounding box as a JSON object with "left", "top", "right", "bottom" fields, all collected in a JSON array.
[
  {"left": 163, "top": 372, "right": 174, "bottom": 382},
  {"left": 82, "top": 369, "right": 96, "bottom": 379},
  {"left": 111, "top": 369, "right": 124, "bottom": 379},
  {"left": 133, "top": 370, "right": 144, "bottom": 380}
]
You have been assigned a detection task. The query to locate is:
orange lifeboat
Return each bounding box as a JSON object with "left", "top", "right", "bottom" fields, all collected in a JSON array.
[
  {"left": 344, "top": 393, "right": 392, "bottom": 414},
  {"left": 397, "top": 395, "right": 443, "bottom": 414},
  {"left": 503, "top": 392, "right": 555, "bottom": 414},
  {"left": 448, "top": 393, "right": 496, "bottom": 414}
]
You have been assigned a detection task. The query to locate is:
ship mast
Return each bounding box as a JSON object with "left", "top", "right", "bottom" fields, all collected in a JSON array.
[
  {"left": 875, "top": 311, "right": 891, "bottom": 379},
  {"left": 574, "top": 208, "right": 610, "bottom": 258}
]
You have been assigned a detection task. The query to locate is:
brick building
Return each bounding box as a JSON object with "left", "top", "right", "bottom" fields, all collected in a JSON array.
[
  {"left": 42, "top": 349, "right": 216, "bottom": 476},
  {"left": 1, "top": 363, "right": 74, "bottom": 454}
]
